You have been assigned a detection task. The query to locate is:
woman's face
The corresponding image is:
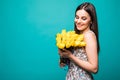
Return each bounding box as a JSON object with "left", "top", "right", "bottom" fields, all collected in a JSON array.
[{"left": 75, "top": 9, "right": 92, "bottom": 32}]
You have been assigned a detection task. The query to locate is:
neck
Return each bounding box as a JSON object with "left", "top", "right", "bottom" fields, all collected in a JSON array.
[{"left": 80, "top": 27, "right": 91, "bottom": 34}]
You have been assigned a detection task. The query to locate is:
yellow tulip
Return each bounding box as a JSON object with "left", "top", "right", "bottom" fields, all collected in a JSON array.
[
  {"left": 79, "top": 42, "right": 86, "bottom": 47},
  {"left": 56, "top": 29, "right": 86, "bottom": 49}
]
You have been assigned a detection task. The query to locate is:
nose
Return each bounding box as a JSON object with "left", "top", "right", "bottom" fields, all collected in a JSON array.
[
  {"left": 77, "top": 19, "right": 81, "bottom": 23},
  {"left": 75, "top": 19, "right": 81, "bottom": 24}
]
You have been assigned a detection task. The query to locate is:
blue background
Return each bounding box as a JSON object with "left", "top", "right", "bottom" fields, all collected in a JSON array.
[{"left": 1, "top": 0, "right": 120, "bottom": 80}]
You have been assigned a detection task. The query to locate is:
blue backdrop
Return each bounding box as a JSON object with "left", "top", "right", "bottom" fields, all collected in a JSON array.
[{"left": 1, "top": 0, "right": 120, "bottom": 80}]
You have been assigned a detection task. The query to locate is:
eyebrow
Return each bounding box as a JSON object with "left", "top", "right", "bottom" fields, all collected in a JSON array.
[{"left": 75, "top": 15, "right": 87, "bottom": 18}]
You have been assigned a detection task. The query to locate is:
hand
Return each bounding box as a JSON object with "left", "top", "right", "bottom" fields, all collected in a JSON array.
[
  {"left": 59, "top": 59, "right": 66, "bottom": 67},
  {"left": 58, "top": 48, "right": 72, "bottom": 58}
]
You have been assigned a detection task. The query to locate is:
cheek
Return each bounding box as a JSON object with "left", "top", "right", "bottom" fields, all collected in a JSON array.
[{"left": 83, "top": 20, "right": 91, "bottom": 25}]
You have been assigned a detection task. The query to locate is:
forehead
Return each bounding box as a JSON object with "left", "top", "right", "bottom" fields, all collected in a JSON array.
[{"left": 76, "top": 9, "right": 90, "bottom": 17}]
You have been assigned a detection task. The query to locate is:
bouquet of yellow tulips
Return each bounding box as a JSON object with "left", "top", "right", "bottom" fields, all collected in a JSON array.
[
  {"left": 56, "top": 29, "right": 86, "bottom": 49},
  {"left": 56, "top": 29, "right": 86, "bottom": 65}
]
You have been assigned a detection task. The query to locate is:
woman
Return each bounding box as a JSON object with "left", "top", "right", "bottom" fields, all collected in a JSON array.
[{"left": 58, "top": 2, "right": 100, "bottom": 80}]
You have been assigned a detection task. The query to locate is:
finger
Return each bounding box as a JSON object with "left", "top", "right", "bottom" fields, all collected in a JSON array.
[
  {"left": 58, "top": 48, "right": 63, "bottom": 53},
  {"left": 60, "top": 63, "right": 66, "bottom": 67},
  {"left": 58, "top": 49, "right": 62, "bottom": 55},
  {"left": 62, "top": 48, "right": 67, "bottom": 52},
  {"left": 59, "top": 53, "right": 63, "bottom": 57}
]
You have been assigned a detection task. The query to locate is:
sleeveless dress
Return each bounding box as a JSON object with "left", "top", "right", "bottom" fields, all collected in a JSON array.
[
  {"left": 66, "top": 31, "right": 95, "bottom": 80},
  {"left": 66, "top": 48, "right": 94, "bottom": 80}
]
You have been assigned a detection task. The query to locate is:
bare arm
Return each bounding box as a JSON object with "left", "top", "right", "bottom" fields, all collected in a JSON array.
[
  {"left": 69, "top": 32, "right": 98, "bottom": 73},
  {"left": 59, "top": 32, "right": 98, "bottom": 73}
]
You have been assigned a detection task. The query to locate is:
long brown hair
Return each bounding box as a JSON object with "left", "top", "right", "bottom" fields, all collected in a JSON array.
[{"left": 74, "top": 2, "right": 100, "bottom": 52}]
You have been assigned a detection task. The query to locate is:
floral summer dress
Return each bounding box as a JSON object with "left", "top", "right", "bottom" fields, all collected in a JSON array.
[{"left": 66, "top": 47, "right": 94, "bottom": 80}]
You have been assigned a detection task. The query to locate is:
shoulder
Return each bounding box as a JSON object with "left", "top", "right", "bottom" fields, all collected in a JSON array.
[
  {"left": 84, "top": 31, "right": 96, "bottom": 40},
  {"left": 83, "top": 31, "right": 97, "bottom": 44}
]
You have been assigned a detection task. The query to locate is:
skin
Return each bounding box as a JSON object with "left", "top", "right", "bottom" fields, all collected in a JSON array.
[{"left": 58, "top": 9, "right": 98, "bottom": 73}]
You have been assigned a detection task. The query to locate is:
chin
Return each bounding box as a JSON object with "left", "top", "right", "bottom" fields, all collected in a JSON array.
[{"left": 77, "top": 27, "right": 83, "bottom": 31}]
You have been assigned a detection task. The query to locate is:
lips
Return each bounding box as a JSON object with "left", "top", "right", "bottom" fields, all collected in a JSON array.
[
  {"left": 77, "top": 26, "right": 81, "bottom": 30},
  {"left": 77, "top": 24, "right": 83, "bottom": 28},
  {"left": 77, "top": 25, "right": 82, "bottom": 27},
  {"left": 76, "top": 24, "right": 83, "bottom": 30}
]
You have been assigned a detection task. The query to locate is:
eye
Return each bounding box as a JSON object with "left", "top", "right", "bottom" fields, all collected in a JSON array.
[
  {"left": 75, "top": 15, "right": 79, "bottom": 19},
  {"left": 81, "top": 17, "right": 87, "bottom": 20}
]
